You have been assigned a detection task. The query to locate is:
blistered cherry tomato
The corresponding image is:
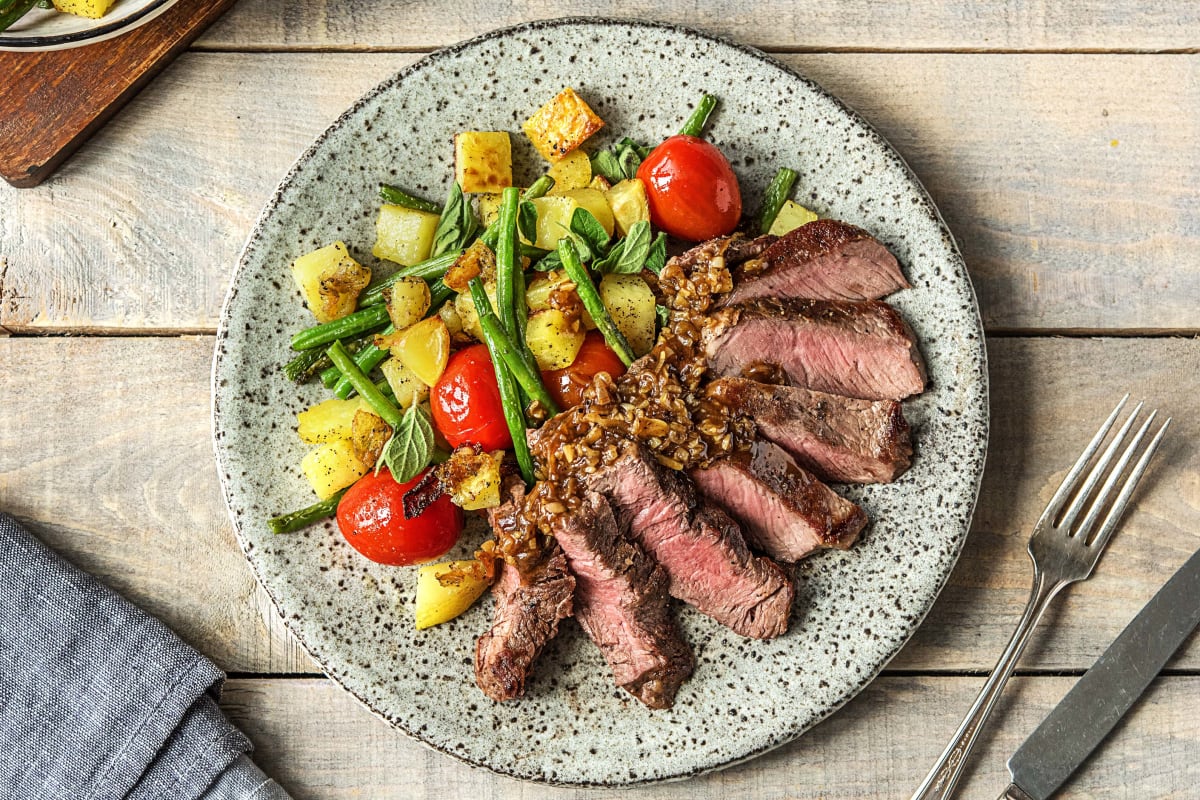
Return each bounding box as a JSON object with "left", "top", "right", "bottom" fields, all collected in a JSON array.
[
  {"left": 636, "top": 134, "right": 742, "bottom": 242},
  {"left": 541, "top": 332, "right": 628, "bottom": 409},
  {"left": 430, "top": 344, "right": 512, "bottom": 451},
  {"left": 336, "top": 467, "right": 463, "bottom": 566}
]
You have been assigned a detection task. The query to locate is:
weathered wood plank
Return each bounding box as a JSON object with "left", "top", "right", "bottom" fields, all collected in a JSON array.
[
  {"left": 220, "top": 674, "right": 1200, "bottom": 798},
  {"left": 196, "top": 1, "right": 1200, "bottom": 53},
  {"left": 1, "top": 336, "right": 1196, "bottom": 675},
  {"left": 3, "top": 53, "right": 1200, "bottom": 332}
]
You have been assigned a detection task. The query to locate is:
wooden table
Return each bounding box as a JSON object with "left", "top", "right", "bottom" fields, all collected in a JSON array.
[{"left": 3, "top": 4, "right": 1199, "bottom": 798}]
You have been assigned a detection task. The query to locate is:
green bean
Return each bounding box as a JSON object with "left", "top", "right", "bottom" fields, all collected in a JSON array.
[
  {"left": 360, "top": 252, "right": 458, "bottom": 307},
  {"left": 679, "top": 94, "right": 718, "bottom": 138},
  {"left": 0, "top": 0, "right": 38, "bottom": 33},
  {"left": 469, "top": 280, "right": 559, "bottom": 415},
  {"left": 757, "top": 167, "right": 798, "bottom": 235},
  {"left": 326, "top": 341, "right": 402, "bottom": 427},
  {"left": 376, "top": 378, "right": 397, "bottom": 403},
  {"left": 332, "top": 325, "right": 394, "bottom": 399},
  {"left": 291, "top": 304, "right": 389, "bottom": 351},
  {"left": 522, "top": 175, "right": 555, "bottom": 201},
  {"left": 378, "top": 184, "right": 441, "bottom": 214},
  {"left": 429, "top": 278, "right": 453, "bottom": 310},
  {"left": 268, "top": 488, "right": 347, "bottom": 534},
  {"left": 556, "top": 240, "right": 636, "bottom": 366},
  {"left": 282, "top": 346, "right": 329, "bottom": 383},
  {"left": 494, "top": 187, "right": 521, "bottom": 337}
]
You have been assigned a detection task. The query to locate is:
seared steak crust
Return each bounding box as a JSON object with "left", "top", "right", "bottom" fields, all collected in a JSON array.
[
  {"left": 588, "top": 448, "right": 794, "bottom": 639},
  {"left": 708, "top": 376, "right": 913, "bottom": 483},
  {"left": 724, "top": 219, "right": 909, "bottom": 305},
  {"left": 551, "top": 491, "right": 694, "bottom": 709},
  {"left": 705, "top": 297, "right": 927, "bottom": 400},
  {"left": 691, "top": 439, "right": 868, "bottom": 562}
]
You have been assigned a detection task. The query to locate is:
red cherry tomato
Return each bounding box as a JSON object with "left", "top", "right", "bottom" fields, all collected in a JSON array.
[
  {"left": 336, "top": 467, "right": 463, "bottom": 566},
  {"left": 541, "top": 332, "right": 628, "bottom": 409},
  {"left": 430, "top": 344, "right": 513, "bottom": 451},
  {"left": 636, "top": 135, "right": 742, "bottom": 242}
]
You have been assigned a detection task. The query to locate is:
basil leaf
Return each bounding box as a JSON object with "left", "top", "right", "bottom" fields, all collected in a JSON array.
[
  {"left": 603, "top": 221, "right": 652, "bottom": 274},
  {"left": 431, "top": 182, "right": 478, "bottom": 258},
  {"left": 533, "top": 249, "right": 563, "bottom": 272},
  {"left": 656, "top": 304, "right": 671, "bottom": 330},
  {"left": 592, "top": 237, "right": 624, "bottom": 274},
  {"left": 518, "top": 200, "right": 538, "bottom": 245},
  {"left": 375, "top": 403, "right": 434, "bottom": 483},
  {"left": 570, "top": 208, "right": 611, "bottom": 256},
  {"left": 613, "top": 137, "right": 648, "bottom": 179},
  {"left": 643, "top": 232, "right": 668, "bottom": 275},
  {"left": 590, "top": 150, "right": 623, "bottom": 184}
]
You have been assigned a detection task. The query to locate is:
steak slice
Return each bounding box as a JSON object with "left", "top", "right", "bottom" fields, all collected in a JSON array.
[
  {"left": 723, "top": 219, "right": 909, "bottom": 305},
  {"left": 588, "top": 448, "right": 794, "bottom": 639},
  {"left": 708, "top": 376, "right": 913, "bottom": 483},
  {"left": 551, "top": 491, "right": 694, "bottom": 709},
  {"left": 475, "top": 480, "right": 575, "bottom": 702},
  {"left": 690, "top": 439, "right": 868, "bottom": 562},
  {"left": 705, "top": 297, "right": 927, "bottom": 401}
]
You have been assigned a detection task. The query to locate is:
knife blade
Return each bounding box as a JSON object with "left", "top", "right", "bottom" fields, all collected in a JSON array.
[{"left": 1000, "top": 545, "right": 1200, "bottom": 800}]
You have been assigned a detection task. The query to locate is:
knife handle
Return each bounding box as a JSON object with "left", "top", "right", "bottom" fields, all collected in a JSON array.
[{"left": 998, "top": 785, "right": 1035, "bottom": 800}]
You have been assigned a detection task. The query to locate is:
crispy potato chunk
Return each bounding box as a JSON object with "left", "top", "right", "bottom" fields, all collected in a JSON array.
[
  {"left": 415, "top": 559, "right": 493, "bottom": 629},
  {"left": 443, "top": 240, "right": 497, "bottom": 293},
  {"left": 439, "top": 447, "right": 504, "bottom": 510},
  {"left": 301, "top": 439, "right": 368, "bottom": 500},
  {"left": 454, "top": 132, "right": 513, "bottom": 194},
  {"left": 373, "top": 204, "right": 440, "bottom": 266},
  {"left": 546, "top": 149, "right": 593, "bottom": 194},
  {"left": 605, "top": 178, "right": 651, "bottom": 237},
  {"left": 291, "top": 241, "right": 371, "bottom": 324},
  {"left": 378, "top": 357, "right": 430, "bottom": 409},
  {"left": 526, "top": 308, "right": 586, "bottom": 370},
  {"left": 350, "top": 410, "right": 392, "bottom": 467},
  {"left": 297, "top": 397, "right": 368, "bottom": 444},
  {"left": 768, "top": 200, "right": 820, "bottom": 236},
  {"left": 391, "top": 316, "right": 450, "bottom": 386},
  {"left": 600, "top": 273, "right": 656, "bottom": 356},
  {"left": 523, "top": 87, "right": 604, "bottom": 162},
  {"left": 383, "top": 276, "right": 432, "bottom": 331}
]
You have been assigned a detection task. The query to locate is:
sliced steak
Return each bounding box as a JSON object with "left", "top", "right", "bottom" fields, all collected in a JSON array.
[
  {"left": 691, "top": 439, "right": 868, "bottom": 562},
  {"left": 588, "top": 448, "right": 794, "bottom": 639},
  {"left": 705, "top": 298, "right": 927, "bottom": 400},
  {"left": 724, "top": 219, "right": 909, "bottom": 305},
  {"left": 708, "top": 377, "right": 913, "bottom": 483},
  {"left": 550, "top": 491, "right": 694, "bottom": 709},
  {"left": 724, "top": 233, "right": 778, "bottom": 267},
  {"left": 475, "top": 480, "right": 575, "bottom": 702}
]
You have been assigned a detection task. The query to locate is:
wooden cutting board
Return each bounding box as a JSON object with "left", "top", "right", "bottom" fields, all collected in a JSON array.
[{"left": 0, "top": 0, "right": 236, "bottom": 188}]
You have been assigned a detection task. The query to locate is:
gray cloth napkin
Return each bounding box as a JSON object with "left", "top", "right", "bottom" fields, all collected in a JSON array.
[{"left": 0, "top": 512, "right": 292, "bottom": 800}]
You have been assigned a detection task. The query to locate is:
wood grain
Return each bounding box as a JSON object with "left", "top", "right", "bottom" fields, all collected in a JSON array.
[
  {"left": 220, "top": 675, "right": 1200, "bottom": 799},
  {"left": 1, "top": 335, "right": 1196, "bottom": 675},
  {"left": 2, "top": 52, "right": 1197, "bottom": 332},
  {"left": 0, "top": 0, "right": 236, "bottom": 188},
  {"left": 196, "top": 1, "right": 1200, "bottom": 53}
]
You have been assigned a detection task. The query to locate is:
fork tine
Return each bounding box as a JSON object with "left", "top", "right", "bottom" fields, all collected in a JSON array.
[
  {"left": 1073, "top": 409, "right": 1157, "bottom": 542},
  {"left": 1085, "top": 418, "right": 1170, "bottom": 555},
  {"left": 1036, "top": 394, "right": 1129, "bottom": 528},
  {"left": 1057, "top": 400, "right": 1145, "bottom": 533}
]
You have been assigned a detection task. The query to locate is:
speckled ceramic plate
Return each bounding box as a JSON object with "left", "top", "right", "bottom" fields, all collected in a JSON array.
[{"left": 213, "top": 18, "right": 988, "bottom": 786}]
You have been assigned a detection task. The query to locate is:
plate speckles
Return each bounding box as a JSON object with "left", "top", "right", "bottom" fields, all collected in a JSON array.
[{"left": 212, "top": 17, "right": 988, "bottom": 787}]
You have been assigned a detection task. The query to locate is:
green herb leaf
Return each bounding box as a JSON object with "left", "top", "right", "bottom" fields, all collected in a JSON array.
[
  {"left": 600, "top": 220, "right": 652, "bottom": 274},
  {"left": 643, "top": 232, "right": 668, "bottom": 275},
  {"left": 656, "top": 304, "right": 671, "bottom": 330},
  {"left": 590, "top": 150, "right": 623, "bottom": 184},
  {"left": 569, "top": 207, "right": 611, "bottom": 257},
  {"left": 431, "top": 182, "right": 479, "bottom": 259},
  {"left": 518, "top": 200, "right": 539, "bottom": 245},
  {"left": 375, "top": 403, "right": 434, "bottom": 483},
  {"left": 533, "top": 249, "right": 563, "bottom": 272}
]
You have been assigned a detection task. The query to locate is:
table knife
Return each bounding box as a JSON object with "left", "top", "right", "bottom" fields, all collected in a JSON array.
[{"left": 999, "top": 545, "right": 1200, "bottom": 800}]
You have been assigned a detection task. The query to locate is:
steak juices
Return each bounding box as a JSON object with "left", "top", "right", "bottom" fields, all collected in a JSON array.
[{"left": 475, "top": 220, "right": 927, "bottom": 708}]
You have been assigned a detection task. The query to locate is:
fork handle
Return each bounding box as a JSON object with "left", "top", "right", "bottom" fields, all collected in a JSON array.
[{"left": 910, "top": 570, "right": 1065, "bottom": 800}]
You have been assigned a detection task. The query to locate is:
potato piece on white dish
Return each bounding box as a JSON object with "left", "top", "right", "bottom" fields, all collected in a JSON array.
[
  {"left": 391, "top": 316, "right": 450, "bottom": 386},
  {"left": 546, "top": 149, "right": 592, "bottom": 194},
  {"left": 414, "top": 560, "right": 493, "bottom": 630},
  {"left": 529, "top": 196, "right": 578, "bottom": 251},
  {"left": 291, "top": 241, "right": 371, "bottom": 324},
  {"left": 297, "top": 397, "right": 368, "bottom": 444},
  {"left": 373, "top": 204, "right": 439, "bottom": 266},
  {"left": 526, "top": 308, "right": 586, "bottom": 370},
  {"left": 379, "top": 357, "right": 431, "bottom": 409},
  {"left": 454, "top": 132, "right": 513, "bottom": 194},
  {"left": 523, "top": 87, "right": 604, "bottom": 162},
  {"left": 301, "top": 439, "right": 368, "bottom": 500},
  {"left": 767, "top": 200, "right": 819, "bottom": 236},
  {"left": 560, "top": 187, "right": 615, "bottom": 237},
  {"left": 383, "top": 276, "right": 432, "bottom": 331},
  {"left": 600, "top": 273, "right": 656, "bottom": 356},
  {"left": 605, "top": 178, "right": 650, "bottom": 237}
]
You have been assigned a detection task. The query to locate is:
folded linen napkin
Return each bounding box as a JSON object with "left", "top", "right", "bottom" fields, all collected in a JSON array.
[{"left": 0, "top": 512, "right": 292, "bottom": 800}]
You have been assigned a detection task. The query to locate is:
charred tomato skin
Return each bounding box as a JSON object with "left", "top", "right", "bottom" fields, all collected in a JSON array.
[
  {"left": 542, "top": 332, "right": 628, "bottom": 409},
  {"left": 636, "top": 135, "right": 742, "bottom": 241},
  {"left": 430, "top": 343, "right": 513, "bottom": 451},
  {"left": 336, "top": 467, "right": 463, "bottom": 566}
]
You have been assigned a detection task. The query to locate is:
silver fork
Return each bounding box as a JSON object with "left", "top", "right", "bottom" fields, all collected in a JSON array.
[{"left": 910, "top": 395, "right": 1170, "bottom": 800}]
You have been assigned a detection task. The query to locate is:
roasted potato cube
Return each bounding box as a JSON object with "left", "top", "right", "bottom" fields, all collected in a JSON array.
[
  {"left": 301, "top": 439, "right": 368, "bottom": 500},
  {"left": 440, "top": 448, "right": 503, "bottom": 511},
  {"left": 561, "top": 187, "right": 615, "bottom": 237},
  {"left": 454, "top": 132, "right": 513, "bottom": 194},
  {"left": 297, "top": 397, "right": 368, "bottom": 444},
  {"left": 529, "top": 196, "right": 578, "bottom": 250},
  {"left": 600, "top": 273, "right": 656, "bottom": 356},
  {"left": 526, "top": 308, "right": 586, "bottom": 370},
  {"left": 52, "top": 0, "right": 116, "bottom": 18},
  {"left": 605, "top": 178, "right": 651, "bottom": 237},
  {"left": 414, "top": 560, "right": 493, "bottom": 630},
  {"left": 383, "top": 276, "right": 432, "bottom": 331},
  {"left": 379, "top": 357, "right": 430, "bottom": 409},
  {"left": 453, "top": 280, "right": 498, "bottom": 342},
  {"left": 438, "top": 301, "right": 467, "bottom": 341},
  {"left": 523, "top": 87, "right": 605, "bottom": 162},
  {"left": 290, "top": 241, "right": 371, "bottom": 324},
  {"left": 477, "top": 193, "right": 502, "bottom": 228},
  {"left": 373, "top": 204, "right": 439, "bottom": 266},
  {"left": 350, "top": 410, "right": 392, "bottom": 467},
  {"left": 547, "top": 149, "right": 593, "bottom": 194},
  {"left": 525, "top": 271, "right": 574, "bottom": 313},
  {"left": 768, "top": 200, "right": 820, "bottom": 236},
  {"left": 390, "top": 316, "right": 450, "bottom": 386},
  {"left": 443, "top": 240, "right": 497, "bottom": 293}
]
